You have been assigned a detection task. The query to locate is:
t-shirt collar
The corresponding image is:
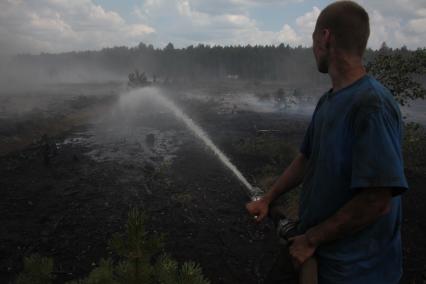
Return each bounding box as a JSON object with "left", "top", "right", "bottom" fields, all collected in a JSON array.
[{"left": 327, "top": 74, "right": 369, "bottom": 99}]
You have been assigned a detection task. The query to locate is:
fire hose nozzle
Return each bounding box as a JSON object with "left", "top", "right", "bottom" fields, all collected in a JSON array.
[{"left": 250, "top": 186, "right": 264, "bottom": 201}]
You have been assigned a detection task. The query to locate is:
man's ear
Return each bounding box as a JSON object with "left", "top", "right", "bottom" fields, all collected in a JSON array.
[{"left": 323, "top": 29, "right": 331, "bottom": 49}]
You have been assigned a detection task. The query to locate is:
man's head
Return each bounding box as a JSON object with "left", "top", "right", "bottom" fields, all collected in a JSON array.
[{"left": 313, "top": 1, "right": 370, "bottom": 73}]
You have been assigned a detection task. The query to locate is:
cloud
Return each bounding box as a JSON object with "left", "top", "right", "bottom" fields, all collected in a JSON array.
[
  {"left": 182, "top": 0, "right": 304, "bottom": 15},
  {"left": 367, "top": 10, "right": 401, "bottom": 49},
  {"left": 133, "top": 0, "right": 318, "bottom": 47},
  {"left": 273, "top": 0, "right": 426, "bottom": 50},
  {"left": 296, "top": 6, "right": 320, "bottom": 33},
  {"left": 357, "top": 0, "right": 426, "bottom": 49},
  {"left": 294, "top": 6, "right": 320, "bottom": 45},
  {"left": 231, "top": 0, "right": 305, "bottom": 6},
  {"left": 0, "top": 0, "right": 155, "bottom": 55},
  {"left": 0, "top": 0, "right": 425, "bottom": 55},
  {"left": 276, "top": 25, "right": 302, "bottom": 45}
]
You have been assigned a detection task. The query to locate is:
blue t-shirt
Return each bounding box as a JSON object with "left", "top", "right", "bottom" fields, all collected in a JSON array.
[{"left": 299, "top": 75, "right": 408, "bottom": 284}]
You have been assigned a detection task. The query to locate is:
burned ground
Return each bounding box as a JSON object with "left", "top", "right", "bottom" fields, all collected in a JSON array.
[{"left": 0, "top": 82, "right": 425, "bottom": 283}]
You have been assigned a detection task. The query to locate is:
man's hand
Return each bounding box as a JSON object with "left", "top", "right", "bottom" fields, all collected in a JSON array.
[
  {"left": 245, "top": 153, "right": 307, "bottom": 223},
  {"left": 246, "top": 198, "right": 269, "bottom": 223},
  {"left": 288, "top": 234, "right": 317, "bottom": 269}
]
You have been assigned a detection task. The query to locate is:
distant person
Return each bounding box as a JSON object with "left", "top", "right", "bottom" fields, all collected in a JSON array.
[{"left": 246, "top": 1, "right": 408, "bottom": 283}]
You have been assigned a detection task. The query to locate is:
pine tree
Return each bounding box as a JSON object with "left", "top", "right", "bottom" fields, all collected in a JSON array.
[{"left": 16, "top": 209, "right": 210, "bottom": 284}]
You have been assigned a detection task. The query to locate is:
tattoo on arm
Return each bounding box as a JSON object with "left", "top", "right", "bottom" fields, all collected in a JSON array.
[{"left": 306, "top": 188, "right": 392, "bottom": 246}]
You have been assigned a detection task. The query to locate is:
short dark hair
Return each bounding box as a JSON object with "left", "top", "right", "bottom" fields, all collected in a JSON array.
[{"left": 316, "top": 1, "right": 370, "bottom": 56}]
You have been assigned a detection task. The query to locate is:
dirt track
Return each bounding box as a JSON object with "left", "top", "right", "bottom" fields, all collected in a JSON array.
[{"left": 0, "top": 83, "right": 425, "bottom": 283}]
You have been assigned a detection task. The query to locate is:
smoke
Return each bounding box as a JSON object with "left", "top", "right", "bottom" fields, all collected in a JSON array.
[{"left": 0, "top": 55, "right": 126, "bottom": 94}]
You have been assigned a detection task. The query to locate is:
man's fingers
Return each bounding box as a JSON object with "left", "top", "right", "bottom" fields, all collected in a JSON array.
[
  {"left": 255, "top": 212, "right": 265, "bottom": 223},
  {"left": 245, "top": 202, "right": 258, "bottom": 213},
  {"left": 246, "top": 200, "right": 269, "bottom": 223}
]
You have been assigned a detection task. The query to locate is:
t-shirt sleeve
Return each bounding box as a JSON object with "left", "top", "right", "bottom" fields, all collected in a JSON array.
[{"left": 351, "top": 109, "right": 408, "bottom": 194}]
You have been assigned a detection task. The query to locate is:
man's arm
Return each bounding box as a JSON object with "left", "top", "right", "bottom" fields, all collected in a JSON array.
[
  {"left": 263, "top": 153, "right": 308, "bottom": 204},
  {"left": 289, "top": 187, "right": 393, "bottom": 266},
  {"left": 246, "top": 153, "right": 308, "bottom": 222}
]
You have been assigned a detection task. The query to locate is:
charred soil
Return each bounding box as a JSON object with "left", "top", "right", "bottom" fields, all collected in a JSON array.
[{"left": 0, "top": 84, "right": 425, "bottom": 283}]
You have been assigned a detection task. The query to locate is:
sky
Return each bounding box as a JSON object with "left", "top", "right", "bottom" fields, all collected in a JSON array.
[{"left": 0, "top": 0, "right": 425, "bottom": 56}]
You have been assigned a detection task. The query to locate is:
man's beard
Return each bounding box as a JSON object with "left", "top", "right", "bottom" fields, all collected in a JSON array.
[{"left": 317, "top": 52, "right": 329, "bottom": 73}]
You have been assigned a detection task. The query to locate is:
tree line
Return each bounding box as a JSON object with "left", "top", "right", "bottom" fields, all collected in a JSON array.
[{"left": 11, "top": 42, "right": 426, "bottom": 89}]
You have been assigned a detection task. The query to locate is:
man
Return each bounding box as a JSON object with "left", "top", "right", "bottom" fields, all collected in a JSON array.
[{"left": 246, "top": 1, "right": 408, "bottom": 283}]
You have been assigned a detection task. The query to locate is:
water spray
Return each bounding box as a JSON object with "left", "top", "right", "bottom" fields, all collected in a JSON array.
[{"left": 135, "top": 87, "right": 263, "bottom": 200}]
